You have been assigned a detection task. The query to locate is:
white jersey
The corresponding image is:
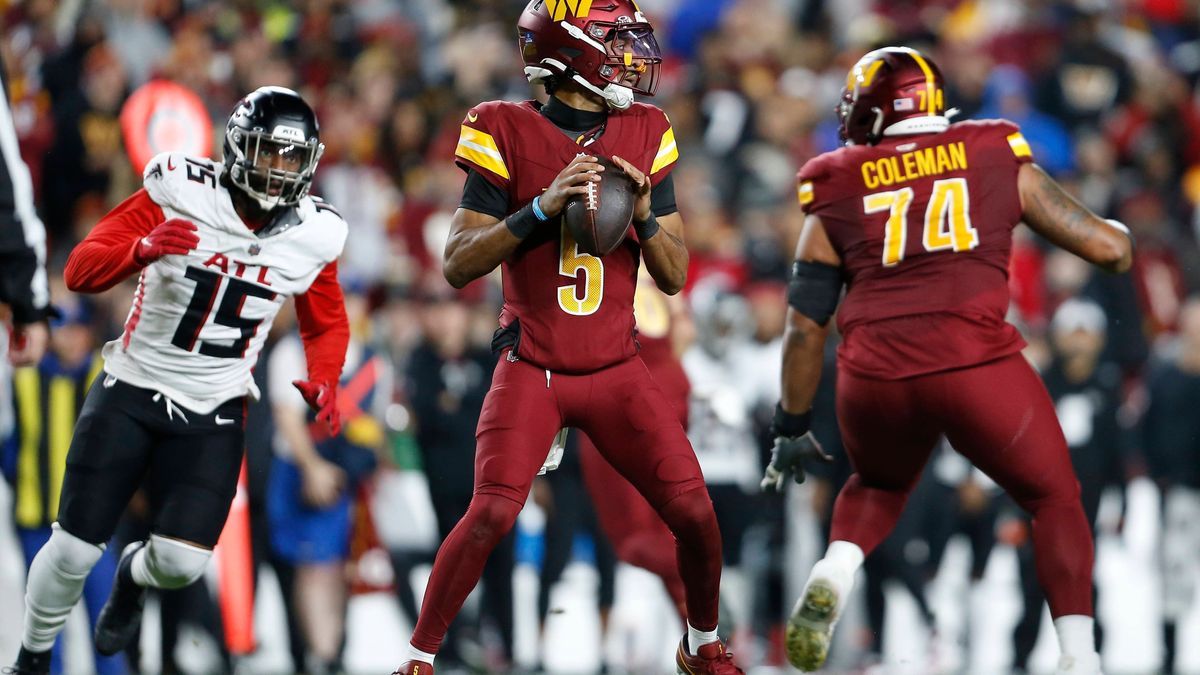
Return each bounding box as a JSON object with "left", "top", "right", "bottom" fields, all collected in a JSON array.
[{"left": 101, "top": 151, "right": 348, "bottom": 414}]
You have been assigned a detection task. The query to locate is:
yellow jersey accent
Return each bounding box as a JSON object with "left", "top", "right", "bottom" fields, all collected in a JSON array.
[
  {"left": 650, "top": 126, "right": 679, "bottom": 174},
  {"left": 455, "top": 125, "right": 510, "bottom": 180},
  {"left": 47, "top": 378, "right": 73, "bottom": 519},
  {"left": 467, "top": 111, "right": 478, "bottom": 123},
  {"left": 1007, "top": 132, "right": 1032, "bottom": 158},
  {"left": 797, "top": 181, "right": 815, "bottom": 205}
]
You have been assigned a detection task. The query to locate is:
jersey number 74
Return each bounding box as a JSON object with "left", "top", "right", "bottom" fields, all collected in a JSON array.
[{"left": 864, "top": 177, "right": 979, "bottom": 267}]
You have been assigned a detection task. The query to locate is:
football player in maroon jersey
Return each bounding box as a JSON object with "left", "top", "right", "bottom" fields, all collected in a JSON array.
[
  {"left": 393, "top": 2, "right": 740, "bottom": 674},
  {"left": 762, "top": 48, "right": 1131, "bottom": 674}
]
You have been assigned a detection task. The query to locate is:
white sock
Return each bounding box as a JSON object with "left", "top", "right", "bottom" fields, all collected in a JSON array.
[
  {"left": 824, "top": 540, "right": 865, "bottom": 573},
  {"left": 1054, "top": 615, "right": 1096, "bottom": 658},
  {"left": 23, "top": 525, "right": 104, "bottom": 652},
  {"left": 687, "top": 623, "right": 719, "bottom": 654},
  {"left": 404, "top": 644, "right": 436, "bottom": 666}
]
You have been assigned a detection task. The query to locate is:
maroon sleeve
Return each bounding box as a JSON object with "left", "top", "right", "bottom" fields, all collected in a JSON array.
[
  {"left": 64, "top": 189, "right": 164, "bottom": 293},
  {"left": 452, "top": 101, "right": 512, "bottom": 190},
  {"left": 294, "top": 260, "right": 349, "bottom": 386},
  {"left": 796, "top": 153, "right": 833, "bottom": 215}
]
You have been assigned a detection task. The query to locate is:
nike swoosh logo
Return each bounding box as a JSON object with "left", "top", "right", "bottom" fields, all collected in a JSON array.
[
  {"left": 167, "top": 156, "right": 175, "bottom": 171},
  {"left": 215, "top": 415, "right": 235, "bottom": 426},
  {"left": 467, "top": 112, "right": 478, "bottom": 123}
]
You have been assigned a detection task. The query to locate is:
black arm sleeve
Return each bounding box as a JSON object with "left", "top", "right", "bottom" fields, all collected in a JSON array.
[
  {"left": 650, "top": 172, "right": 677, "bottom": 217},
  {"left": 459, "top": 169, "right": 510, "bottom": 220},
  {"left": 0, "top": 54, "right": 50, "bottom": 324}
]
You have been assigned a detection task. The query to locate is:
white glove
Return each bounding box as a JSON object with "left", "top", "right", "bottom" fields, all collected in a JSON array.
[{"left": 538, "top": 428, "right": 570, "bottom": 475}]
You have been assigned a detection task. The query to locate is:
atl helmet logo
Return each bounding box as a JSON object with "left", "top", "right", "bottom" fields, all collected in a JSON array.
[{"left": 545, "top": 0, "right": 594, "bottom": 20}]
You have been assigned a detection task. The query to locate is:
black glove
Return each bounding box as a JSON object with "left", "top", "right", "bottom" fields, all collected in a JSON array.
[{"left": 761, "top": 403, "right": 833, "bottom": 492}]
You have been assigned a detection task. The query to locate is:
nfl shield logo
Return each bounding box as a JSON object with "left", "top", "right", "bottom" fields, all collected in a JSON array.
[{"left": 248, "top": 243, "right": 261, "bottom": 256}]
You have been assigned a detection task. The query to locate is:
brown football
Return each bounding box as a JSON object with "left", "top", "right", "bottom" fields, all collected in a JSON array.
[{"left": 562, "top": 157, "right": 637, "bottom": 257}]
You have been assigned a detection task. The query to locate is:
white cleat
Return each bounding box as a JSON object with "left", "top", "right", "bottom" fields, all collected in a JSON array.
[
  {"left": 785, "top": 560, "right": 853, "bottom": 672},
  {"left": 1054, "top": 651, "right": 1103, "bottom": 675}
]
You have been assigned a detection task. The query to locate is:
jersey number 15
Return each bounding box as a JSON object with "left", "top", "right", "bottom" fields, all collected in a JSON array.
[
  {"left": 864, "top": 177, "right": 979, "bottom": 267},
  {"left": 171, "top": 267, "right": 277, "bottom": 358}
]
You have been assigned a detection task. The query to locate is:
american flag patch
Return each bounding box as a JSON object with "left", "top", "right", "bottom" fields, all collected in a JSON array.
[{"left": 894, "top": 98, "right": 915, "bottom": 111}]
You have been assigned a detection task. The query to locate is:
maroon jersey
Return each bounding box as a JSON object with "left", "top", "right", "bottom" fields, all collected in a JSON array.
[
  {"left": 454, "top": 100, "right": 679, "bottom": 373},
  {"left": 798, "top": 119, "right": 1034, "bottom": 379},
  {"left": 633, "top": 274, "right": 690, "bottom": 424}
]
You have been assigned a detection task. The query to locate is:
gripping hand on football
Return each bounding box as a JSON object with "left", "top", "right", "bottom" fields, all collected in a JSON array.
[
  {"left": 611, "top": 156, "right": 651, "bottom": 222},
  {"left": 134, "top": 218, "right": 200, "bottom": 265},
  {"left": 538, "top": 154, "right": 605, "bottom": 217},
  {"left": 292, "top": 379, "right": 342, "bottom": 435},
  {"left": 761, "top": 403, "right": 833, "bottom": 492}
]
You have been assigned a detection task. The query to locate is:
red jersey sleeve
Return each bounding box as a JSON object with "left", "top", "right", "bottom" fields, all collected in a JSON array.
[
  {"left": 644, "top": 108, "right": 678, "bottom": 186},
  {"left": 453, "top": 102, "right": 512, "bottom": 190},
  {"left": 64, "top": 189, "right": 164, "bottom": 293},
  {"left": 796, "top": 153, "right": 834, "bottom": 215},
  {"left": 958, "top": 119, "right": 1035, "bottom": 167},
  {"left": 294, "top": 261, "right": 349, "bottom": 386}
]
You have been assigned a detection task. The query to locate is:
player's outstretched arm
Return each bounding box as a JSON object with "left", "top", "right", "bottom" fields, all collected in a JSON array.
[
  {"left": 444, "top": 155, "right": 604, "bottom": 288},
  {"left": 780, "top": 215, "right": 840, "bottom": 418},
  {"left": 764, "top": 214, "right": 841, "bottom": 491},
  {"left": 1018, "top": 163, "right": 1133, "bottom": 273}
]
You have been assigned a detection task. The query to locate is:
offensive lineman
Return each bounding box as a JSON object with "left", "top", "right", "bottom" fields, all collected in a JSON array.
[
  {"left": 760, "top": 48, "right": 1132, "bottom": 674},
  {"left": 394, "top": 2, "right": 740, "bottom": 674},
  {"left": 6, "top": 87, "right": 350, "bottom": 675}
]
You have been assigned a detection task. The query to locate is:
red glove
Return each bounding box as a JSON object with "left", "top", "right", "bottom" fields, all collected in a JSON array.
[
  {"left": 292, "top": 379, "right": 341, "bottom": 435},
  {"left": 134, "top": 218, "right": 200, "bottom": 265}
]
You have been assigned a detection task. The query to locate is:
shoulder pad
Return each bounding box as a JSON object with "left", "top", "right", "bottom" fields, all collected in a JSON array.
[
  {"left": 297, "top": 196, "right": 349, "bottom": 263},
  {"left": 638, "top": 104, "right": 678, "bottom": 179},
  {"left": 455, "top": 101, "right": 515, "bottom": 186},
  {"left": 953, "top": 119, "right": 1033, "bottom": 163},
  {"left": 796, "top": 152, "right": 839, "bottom": 212},
  {"left": 143, "top": 151, "right": 221, "bottom": 213}
]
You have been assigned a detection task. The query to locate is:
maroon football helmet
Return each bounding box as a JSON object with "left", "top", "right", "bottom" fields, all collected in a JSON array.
[
  {"left": 517, "top": 0, "right": 662, "bottom": 110},
  {"left": 838, "top": 47, "right": 948, "bottom": 145}
]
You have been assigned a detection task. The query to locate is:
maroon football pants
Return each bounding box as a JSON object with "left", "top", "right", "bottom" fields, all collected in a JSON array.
[
  {"left": 578, "top": 389, "right": 689, "bottom": 621},
  {"left": 410, "top": 355, "right": 720, "bottom": 654},
  {"left": 830, "top": 352, "right": 1094, "bottom": 618}
]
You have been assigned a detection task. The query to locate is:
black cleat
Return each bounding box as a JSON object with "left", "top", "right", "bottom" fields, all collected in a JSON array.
[
  {"left": 94, "top": 541, "right": 147, "bottom": 656},
  {"left": 3, "top": 646, "right": 51, "bottom": 675}
]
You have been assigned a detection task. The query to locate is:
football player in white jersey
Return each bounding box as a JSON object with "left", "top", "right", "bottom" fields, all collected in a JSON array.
[{"left": 6, "top": 87, "right": 351, "bottom": 675}]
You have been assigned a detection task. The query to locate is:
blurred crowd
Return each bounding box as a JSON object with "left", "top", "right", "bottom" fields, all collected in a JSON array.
[{"left": 2, "top": 0, "right": 1200, "bottom": 673}]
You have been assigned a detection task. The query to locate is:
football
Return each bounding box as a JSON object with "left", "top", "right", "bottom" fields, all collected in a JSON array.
[{"left": 562, "top": 156, "right": 637, "bottom": 257}]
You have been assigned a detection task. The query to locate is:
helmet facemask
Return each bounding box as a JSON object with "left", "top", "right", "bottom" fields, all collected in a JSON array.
[
  {"left": 597, "top": 24, "right": 661, "bottom": 97},
  {"left": 226, "top": 125, "right": 324, "bottom": 210}
]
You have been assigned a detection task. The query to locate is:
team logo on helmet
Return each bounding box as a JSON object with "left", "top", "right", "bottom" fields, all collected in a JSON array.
[{"left": 544, "top": 0, "right": 594, "bottom": 20}]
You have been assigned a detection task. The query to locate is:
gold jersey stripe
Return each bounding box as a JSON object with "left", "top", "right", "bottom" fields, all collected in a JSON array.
[
  {"left": 455, "top": 125, "right": 510, "bottom": 180},
  {"left": 650, "top": 127, "right": 679, "bottom": 174},
  {"left": 798, "top": 181, "right": 815, "bottom": 205},
  {"left": 1007, "top": 132, "right": 1032, "bottom": 158}
]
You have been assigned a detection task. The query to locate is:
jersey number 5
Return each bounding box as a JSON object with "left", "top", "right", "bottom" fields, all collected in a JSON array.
[
  {"left": 171, "top": 267, "right": 277, "bottom": 358},
  {"left": 864, "top": 177, "right": 978, "bottom": 267},
  {"left": 558, "top": 224, "right": 604, "bottom": 316}
]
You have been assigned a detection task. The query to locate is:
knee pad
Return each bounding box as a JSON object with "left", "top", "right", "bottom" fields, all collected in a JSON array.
[
  {"left": 138, "top": 534, "right": 211, "bottom": 590},
  {"left": 46, "top": 523, "right": 105, "bottom": 578},
  {"left": 464, "top": 496, "right": 521, "bottom": 545}
]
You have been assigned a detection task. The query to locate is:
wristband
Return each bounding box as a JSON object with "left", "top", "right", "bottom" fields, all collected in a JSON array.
[
  {"left": 634, "top": 211, "right": 660, "bottom": 241},
  {"left": 772, "top": 403, "right": 812, "bottom": 438},
  {"left": 506, "top": 202, "right": 540, "bottom": 240},
  {"left": 531, "top": 195, "right": 550, "bottom": 221}
]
